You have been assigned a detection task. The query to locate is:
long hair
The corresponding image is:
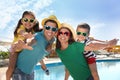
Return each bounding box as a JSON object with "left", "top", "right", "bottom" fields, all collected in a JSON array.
[
  {"left": 33, "top": 21, "right": 43, "bottom": 32},
  {"left": 56, "top": 27, "right": 75, "bottom": 49},
  {"left": 14, "top": 11, "right": 36, "bottom": 37}
]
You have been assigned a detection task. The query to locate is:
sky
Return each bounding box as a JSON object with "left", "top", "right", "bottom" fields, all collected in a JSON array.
[{"left": 0, "top": 0, "right": 120, "bottom": 44}]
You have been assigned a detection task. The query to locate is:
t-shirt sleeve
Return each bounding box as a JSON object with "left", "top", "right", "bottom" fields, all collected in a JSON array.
[{"left": 17, "top": 26, "right": 25, "bottom": 34}]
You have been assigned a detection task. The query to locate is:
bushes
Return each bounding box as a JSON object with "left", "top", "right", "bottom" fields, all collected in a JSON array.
[{"left": 0, "top": 51, "right": 9, "bottom": 59}]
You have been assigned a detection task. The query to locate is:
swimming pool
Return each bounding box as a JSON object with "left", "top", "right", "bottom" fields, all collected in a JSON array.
[{"left": 34, "top": 59, "right": 120, "bottom": 80}]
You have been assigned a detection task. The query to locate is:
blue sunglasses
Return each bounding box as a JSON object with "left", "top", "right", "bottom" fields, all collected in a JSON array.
[{"left": 44, "top": 25, "right": 58, "bottom": 32}]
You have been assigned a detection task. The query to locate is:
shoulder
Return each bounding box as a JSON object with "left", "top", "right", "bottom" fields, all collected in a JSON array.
[
  {"left": 35, "top": 31, "right": 44, "bottom": 37},
  {"left": 35, "top": 31, "right": 47, "bottom": 42},
  {"left": 72, "top": 42, "right": 85, "bottom": 50},
  {"left": 67, "top": 42, "right": 85, "bottom": 50},
  {"left": 19, "top": 25, "right": 25, "bottom": 30},
  {"left": 72, "top": 42, "right": 85, "bottom": 46},
  {"left": 17, "top": 25, "right": 25, "bottom": 33},
  {"left": 85, "top": 37, "right": 92, "bottom": 45}
]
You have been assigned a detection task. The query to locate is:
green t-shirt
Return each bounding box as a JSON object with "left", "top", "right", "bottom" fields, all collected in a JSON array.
[{"left": 56, "top": 42, "right": 91, "bottom": 80}]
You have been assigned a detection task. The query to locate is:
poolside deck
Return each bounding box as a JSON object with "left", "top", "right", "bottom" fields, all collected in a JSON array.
[{"left": 0, "top": 57, "right": 120, "bottom": 80}]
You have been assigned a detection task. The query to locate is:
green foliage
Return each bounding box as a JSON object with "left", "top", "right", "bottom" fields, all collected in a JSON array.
[{"left": 0, "top": 51, "right": 9, "bottom": 59}]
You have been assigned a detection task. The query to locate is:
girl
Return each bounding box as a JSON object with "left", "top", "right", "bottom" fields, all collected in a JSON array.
[{"left": 6, "top": 11, "right": 48, "bottom": 80}]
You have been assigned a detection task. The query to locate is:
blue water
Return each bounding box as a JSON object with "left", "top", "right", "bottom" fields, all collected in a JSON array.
[{"left": 34, "top": 59, "right": 120, "bottom": 80}]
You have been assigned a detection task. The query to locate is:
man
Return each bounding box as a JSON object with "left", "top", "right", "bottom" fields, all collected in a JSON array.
[{"left": 7, "top": 15, "right": 61, "bottom": 80}]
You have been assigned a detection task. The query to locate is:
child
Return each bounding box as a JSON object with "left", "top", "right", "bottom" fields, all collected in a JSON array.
[
  {"left": 6, "top": 11, "right": 48, "bottom": 80},
  {"left": 76, "top": 23, "right": 100, "bottom": 80}
]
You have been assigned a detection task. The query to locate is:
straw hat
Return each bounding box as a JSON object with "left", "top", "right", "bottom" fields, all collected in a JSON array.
[
  {"left": 41, "top": 15, "right": 61, "bottom": 29},
  {"left": 61, "top": 23, "right": 76, "bottom": 39}
]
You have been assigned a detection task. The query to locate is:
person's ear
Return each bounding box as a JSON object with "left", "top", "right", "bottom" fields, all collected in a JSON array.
[{"left": 87, "top": 33, "right": 90, "bottom": 36}]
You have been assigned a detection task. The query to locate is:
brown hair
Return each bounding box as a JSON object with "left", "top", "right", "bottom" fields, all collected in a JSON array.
[
  {"left": 56, "top": 27, "right": 75, "bottom": 49},
  {"left": 77, "top": 23, "right": 90, "bottom": 34},
  {"left": 44, "top": 19, "right": 58, "bottom": 28}
]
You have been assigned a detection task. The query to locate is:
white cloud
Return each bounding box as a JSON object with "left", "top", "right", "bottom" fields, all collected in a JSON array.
[
  {"left": 0, "top": 0, "right": 55, "bottom": 29},
  {"left": 33, "top": 0, "right": 54, "bottom": 11},
  {"left": 0, "top": 0, "right": 55, "bottom": 42}
]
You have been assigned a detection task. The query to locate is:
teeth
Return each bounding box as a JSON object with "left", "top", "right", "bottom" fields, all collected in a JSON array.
[{"left": 61, "top": 37, "right": 65, "bottom": 40}]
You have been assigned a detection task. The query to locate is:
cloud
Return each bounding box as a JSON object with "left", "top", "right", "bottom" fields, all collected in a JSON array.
[
  {"left": 0, "top": 0, "right": 55, "bottom": 42},
  {"left": 33, "top": 0, "right": 54, "bottom": 11}
]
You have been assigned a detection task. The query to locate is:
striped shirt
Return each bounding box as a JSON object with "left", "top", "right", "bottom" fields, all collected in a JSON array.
[{"left": 83, "top": 38, "right": 96, "bottom": 59}]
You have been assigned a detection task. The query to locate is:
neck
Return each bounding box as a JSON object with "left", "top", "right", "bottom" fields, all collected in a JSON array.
[
  {"left": 44, "top": 33, "right": 52, "bottom": 41},
  {"left": 46, "top": 36, "right": 52, "bottom": 41},
  {"left": 60, "top": 42, "right": 68, "bottom": 50}
]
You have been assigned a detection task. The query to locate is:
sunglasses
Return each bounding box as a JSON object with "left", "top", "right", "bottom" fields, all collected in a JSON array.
[
  {"left": 44, "top": 25, "right": 58, "bottom": 32},
  {"left": 77, "top": 32, "right": 87, "bottom": 36},
  {"left": 58, "top": 32, "right": 70, "bottom": 36},
  {"left": 22, "top": 18, "right": 35, "bottom": 23}
]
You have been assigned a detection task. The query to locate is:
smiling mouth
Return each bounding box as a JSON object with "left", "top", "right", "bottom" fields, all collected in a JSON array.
[
  {"left": 61, "top": 37, "right": 65, "bottom": 40},
  {"left": 47, "top": 32, "right": 52, "bottom": 36}
]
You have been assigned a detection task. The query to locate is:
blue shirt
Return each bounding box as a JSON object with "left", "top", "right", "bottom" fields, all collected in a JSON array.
[{"left": 16, "top": 31, "right": 49, "bottom": 74}]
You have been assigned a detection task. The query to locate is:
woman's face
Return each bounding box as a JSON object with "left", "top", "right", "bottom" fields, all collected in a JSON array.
[
  {"left": 21, "top": 14, "right": 36, "bottom": 30},
  {"left": 58, "top": 28, "right": 70, "bottom": 43},
  {"left": 43, "top": 21, "right": 58, "bottom": 41},
  {"left": 76, "top": 28, "right": 89, "bottom": 41}
]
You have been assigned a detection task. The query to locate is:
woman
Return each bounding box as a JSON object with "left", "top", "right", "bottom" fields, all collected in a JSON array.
[{"left": 56, "top": 23, "right": 118, "bottom": 80}]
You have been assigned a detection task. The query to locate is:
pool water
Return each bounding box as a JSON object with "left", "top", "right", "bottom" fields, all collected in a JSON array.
[
  {"left": 97, "top": 60, "right": 120, "bottom": 80},
  {"left": 34, "top": 59, "right": 120, "bottom": 80}
]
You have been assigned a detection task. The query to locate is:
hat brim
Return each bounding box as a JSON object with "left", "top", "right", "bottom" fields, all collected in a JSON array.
[
  {"left": 41, "top": 18, "right": 61, "bottom": 29},
  {"left": 61, "top": 23, "right": 76, "bottom": 39}
]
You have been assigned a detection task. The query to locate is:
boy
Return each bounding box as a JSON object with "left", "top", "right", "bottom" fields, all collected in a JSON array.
[{"left": 65, "top": 23, "right": 108, "bottom": 80}]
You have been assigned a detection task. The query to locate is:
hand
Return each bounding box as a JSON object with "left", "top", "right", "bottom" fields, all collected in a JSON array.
[
  {"left": 46, "top": 44, "right": 52, "bottom": 53},
  {"left": 23, "top": 32, "right": 34, "bottom": 39},
  {"left": 14, "top": 40, "right": 33, "bottom": 51},
  {"left": 107, "top": 39, "right": 118, "bottom": 47}
]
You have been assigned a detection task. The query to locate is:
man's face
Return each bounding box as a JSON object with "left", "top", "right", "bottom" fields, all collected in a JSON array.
[{"left": 43, "top": 21, "right": 58, "bottom": 41}]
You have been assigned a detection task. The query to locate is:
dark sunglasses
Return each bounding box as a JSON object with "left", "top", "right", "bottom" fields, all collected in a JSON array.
[
  {"left": 77, "top": 32, "right": 87, "bottom": 36},
  {"left": 44, "top": 25, "right": 58, "bottom": 32},
  {"left": 58, "top": 32, "right": 70, "bottom": 36},
  {"left": 22, "top": 18, "right": 35, "bottom": 23}
]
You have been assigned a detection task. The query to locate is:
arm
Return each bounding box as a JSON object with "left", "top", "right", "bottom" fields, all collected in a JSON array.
[
  {"left": 39, "top": 60, "right": 49, "bottom": 75},
  {"left": 12, "top": 29, "right": 34, "bottom": 52},
  {"left": 12, "top": 37, "right": 36, "bottom": 52},
  {"left": 18, "top": 29, "right": 33, "bottom": 38},
  {"left": 89, "top": 37, "right": 107, "bottom": 43},
  {"left": 64, "top": 68, "right": 70, "bottom": 80},
  {"left": 85, "top": 39, "right": 118, "bottom": 51},
  {"left": 89, "top": 63, "right": 100, "bottom": 80},
  {"left": 39, "top": 60, "right": 47, "bottom": 70}
]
